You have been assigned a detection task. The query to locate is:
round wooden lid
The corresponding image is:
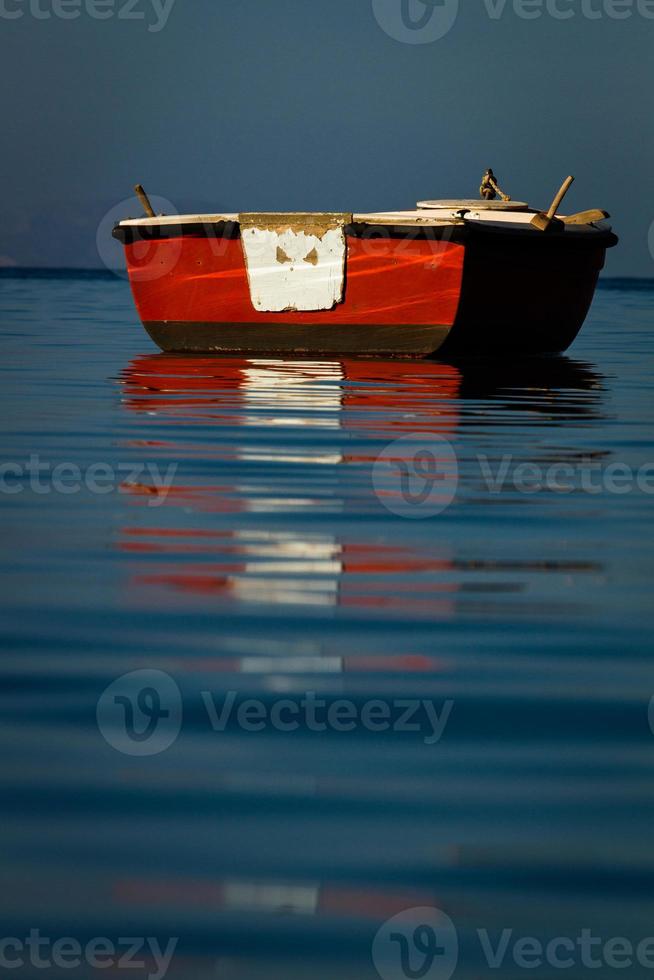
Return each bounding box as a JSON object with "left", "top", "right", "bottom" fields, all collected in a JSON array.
[{"left": 417, "top": 199, "right": 530, "bottom": 211}]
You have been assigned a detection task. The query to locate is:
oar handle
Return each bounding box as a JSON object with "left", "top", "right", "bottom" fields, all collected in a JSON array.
[
  {"left": 547, "top": 176, "right": 575, "bottom": 219},
  {"left": 134, "top": 184, "right": 155, "bottom": 218}
]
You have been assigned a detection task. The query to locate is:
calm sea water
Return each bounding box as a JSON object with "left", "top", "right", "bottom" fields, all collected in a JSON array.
[{"left": 1, "top": 271, "right": 653, "bottom": 979}]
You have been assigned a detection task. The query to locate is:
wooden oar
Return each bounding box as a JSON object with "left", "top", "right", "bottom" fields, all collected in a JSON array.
[
  {"left": 531, "top": 176, "right": 575, "bottom": 232},
  {"left": 562, "top": 209, "right": 609, "bottom": 225},
  {"left": 134, "top": 183, "right": 155, "bottom": 218}
]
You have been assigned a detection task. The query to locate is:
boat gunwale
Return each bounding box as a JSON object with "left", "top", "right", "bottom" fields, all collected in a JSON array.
[{"left": 112, "top": 217, "right": 617, "bottom": 249}]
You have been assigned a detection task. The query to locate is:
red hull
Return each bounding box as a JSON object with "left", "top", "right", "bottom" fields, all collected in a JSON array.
[{"left": 125, "top": 236, "right": 464, "bottom": 326}]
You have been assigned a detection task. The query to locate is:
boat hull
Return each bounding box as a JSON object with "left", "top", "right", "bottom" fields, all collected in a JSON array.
[
  {"left": 119, "top": 226, "right": 464, "bottom": 356},
  {"left": 114, "top": 217, "right": 617, "bottom": 357},
  {"left": 441, "top": 224, "right": 611, "bottom": 356}
]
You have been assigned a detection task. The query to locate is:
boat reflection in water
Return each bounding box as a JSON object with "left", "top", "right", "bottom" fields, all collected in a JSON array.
[
  {"left": 117, "top": 353, "right": 606, "bottom": 622},
  {"left": 90, "top": 352, "right": 649, "bottom": 980},
  {"left": 119, "top": 356, "right": 463, "bottom": 618}
]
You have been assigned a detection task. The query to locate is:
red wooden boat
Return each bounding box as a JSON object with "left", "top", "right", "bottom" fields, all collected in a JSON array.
[{"left": 113, "top": 178, "right": 617, "bottom": 357}]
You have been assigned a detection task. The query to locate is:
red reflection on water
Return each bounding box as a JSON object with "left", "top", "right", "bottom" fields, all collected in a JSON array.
[
  {"left": 121, "top": 535, "right": 457, "bottom": 615},
  {"left": 117, "top": 355, "right": 462, "bottom": 619},
  {"left": 120, "top": 354, "right": 461, "bottom": 433}
]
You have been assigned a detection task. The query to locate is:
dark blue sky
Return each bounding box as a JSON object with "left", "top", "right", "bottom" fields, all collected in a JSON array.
[{"left": 1, "top": 0, "right": 652, "bottom": 274}]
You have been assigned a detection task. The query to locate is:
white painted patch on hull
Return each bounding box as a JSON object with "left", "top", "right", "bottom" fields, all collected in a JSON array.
[{"left": 239, "top": 214, "right": 348, "bottom": 313}]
